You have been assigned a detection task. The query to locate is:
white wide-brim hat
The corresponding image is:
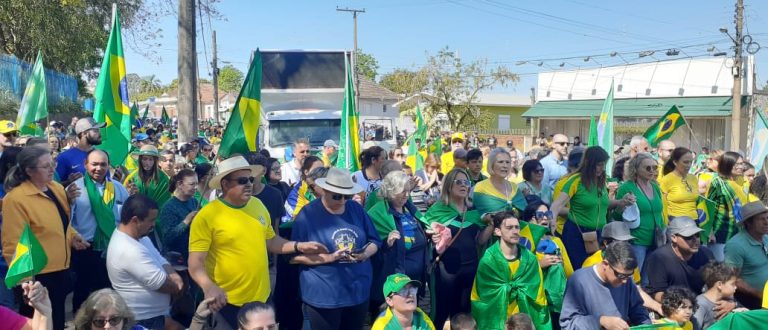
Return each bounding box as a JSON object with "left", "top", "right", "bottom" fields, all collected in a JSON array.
[
  {"left": 209, "top": 156, "right": 265, "bottom": 190},
  {"left": 315, "top": 167, "right": 364, "bottom": 195}
]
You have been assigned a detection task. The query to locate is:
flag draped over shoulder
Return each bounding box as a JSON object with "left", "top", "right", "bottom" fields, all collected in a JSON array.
[
  {"left": 424, "top": 201, "right": 484, "bottom": 228},
  {"left": 587, "top": 115, "right": 597, "bottom": 147},
  {"left": 93, "top": 8, "right": 132, "bottom": 167},
  {"left": 643, "top": 105, "right": 686, "bottom": 147},
  {"left": 218, "top": 49, "right": 262, "bottom": 159},
  {"left": 471, "top": 241, "right": 551, "bottom": 330},
  {"left": 750, "top": 110, "right": 768, "bottom": 171},
  {"left": 5, "top": 223, "right": 47, "bottom": 288},
  {"left": 696, "top": 196, "right": 717, "bottom": 244},
  {"left": 336, "top": 54, "right": 361, "bottom": 171},
  {"left": 17, "top": 50, "right": 47, "bottom": 137},
  {"left": 708, "top": 310, "right": 768, "bottom": 330},
  {"left": 372, "top": 307, "right": 436, "bottom": 330},
  {"left": 472, "top": 180, "right": 528, "bottom": 216},
  {"left": 597, "top": 82, "right": 615, "bottom": 174}
]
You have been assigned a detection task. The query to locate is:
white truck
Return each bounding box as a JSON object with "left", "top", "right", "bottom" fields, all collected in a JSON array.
[{"left": 258, "top": 50, "right": 396, "bottom": 160}]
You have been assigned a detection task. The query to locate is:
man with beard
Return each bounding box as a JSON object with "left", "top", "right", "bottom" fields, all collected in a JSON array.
[{"left": 56, "top": 118, "right": 105, "bottom": 186}]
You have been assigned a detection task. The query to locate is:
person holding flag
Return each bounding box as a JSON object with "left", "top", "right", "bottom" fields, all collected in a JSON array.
[
  {"left": 124, "top": 145, "right": 171, "bottom": 208},
  {"left": 0, "top": 281, "right": 52, "bottom": 330}
]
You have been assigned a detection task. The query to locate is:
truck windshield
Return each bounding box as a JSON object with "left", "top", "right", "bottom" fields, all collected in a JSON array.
[{"left": 269, "top": 119, "right": 341, "bottom": 147}]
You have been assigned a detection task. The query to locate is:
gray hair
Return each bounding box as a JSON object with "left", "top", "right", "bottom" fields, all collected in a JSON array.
[
  {"left": 625, "top": 152, "right": 655, "bottom": 182},
  {"left": 294, "top": 138, "right": 310, "bottom": 147},
  {"left": 73, "top": 289, "right": 136, "bottom": 330},
  {"left": 379, "top": 160, "right": 403, "bottom": 179},
  {"left": 629, "top": 136, "right": 648, "bottom": 149},
  {"left": 486, "top": 147, "right": 510, "bottom": 177},
  {"left": 604, "top": 241, "right": 638, "bottom": 271},
  {"left": 307, "top": 166, "right": 329, "bottom": 181},
  {"left": 379, "top": 171, "right": 410, "bottom": 201}
]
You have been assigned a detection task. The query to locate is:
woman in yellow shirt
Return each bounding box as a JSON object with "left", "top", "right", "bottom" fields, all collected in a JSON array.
[{"left": 660, "top": 147, "right": 699, "bottom": 220}]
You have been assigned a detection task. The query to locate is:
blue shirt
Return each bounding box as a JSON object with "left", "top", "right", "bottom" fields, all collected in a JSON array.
[
  {"left": 291, "top": 199, "right": 382, "bottom": 308},
  {"left": 540, "top": 153, "right": 568, "bottom": 188},
  {"left": 56, "top": 148, "right": 88, "bottom": 182},
  {"left": 70, "top": 177, "right": 130, "bottom": 243}
]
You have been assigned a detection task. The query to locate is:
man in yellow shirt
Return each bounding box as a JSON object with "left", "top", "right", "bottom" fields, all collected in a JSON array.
[
  {"left": 440, "top": 132, "right": 465, "bottom": 174},
  {"left": 188, "top": 156, "right": 327, "bottom": 329}
]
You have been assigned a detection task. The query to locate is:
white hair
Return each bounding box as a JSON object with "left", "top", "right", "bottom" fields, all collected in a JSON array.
[
  {"left": 629, "top": 136, "right": 648, "bottom": 149},
  {"left": 378, "top": 171, "right": 410, "bottom": 201}
]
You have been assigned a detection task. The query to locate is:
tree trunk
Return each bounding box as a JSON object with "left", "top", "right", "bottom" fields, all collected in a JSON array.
[{"left": 177, "top": 0, "right": 197, "bottom": 144}]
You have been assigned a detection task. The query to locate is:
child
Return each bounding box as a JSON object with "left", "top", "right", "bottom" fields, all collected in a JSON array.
[
  {"left": 658, "top": 286, "right": 696, "bottom": 330},
  {"left": 506, "top": 313, "right": 534, "bottom": 330},
  {"left": 693, "top": 262, "right": 748, "bottom": 329},
  {"left": 444, "top": 313, "right": 476, "bottom": 330}
]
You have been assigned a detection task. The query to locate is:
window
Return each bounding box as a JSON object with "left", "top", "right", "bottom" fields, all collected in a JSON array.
[{"left": 498, "top": 115, "right": 511, "bottom": 131}]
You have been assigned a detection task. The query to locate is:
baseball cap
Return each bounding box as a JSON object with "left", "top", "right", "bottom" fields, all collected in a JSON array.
[
  {"left": 324, "top": 139, "right": 339, "bottom": 148},
  {"left": 382, "top": 273, "right": 421, "bottom": 297},
  {"left": 451, "top": 132, "right": 465, "bottom": 142},
  {"left": 453, "top": 148, "right": 468, "bottom": 160},
  {"left": 567, "top": 147, "right": 585, "bottom": 168},
  {"left": 0, "top": 120, "right": 18, "bottom": 134},
  {"left": 602, "top": 221, "right": 635, "bottom": 241},
  {"left": 132, "top": 133, "right": 149, "bottom": 143},
  {"left": 668, "top": 216, "right": 703, "bottom": 237},
  {"left": 75, "top": 118, "right": 106, "bottom": 134}
]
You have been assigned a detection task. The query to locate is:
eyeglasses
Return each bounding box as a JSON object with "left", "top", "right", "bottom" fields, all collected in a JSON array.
[
  {"left": 676, "top": 234, "right": 699, "bottom": 244},
  {"left": 533, "top": 168, "right": 544, "bottom": 174},
  {"left": 392, "top": 286, "right": 418, "bottom": 298},
  {"left": 453, "top": 179, "right": 471, "bottom": 187},
  {"left": 91, "top": 316, "right": 123, "bottom": 328},
  {"left": 2, "top": 132, "right": 17, "bottom": 138},
  {"left": 609, "top": 265, "right": 633, "bottom": 281},
  {"left": 229, "top": 176, "right": 255, "bottom": 185},
  {"left": 331, "top": 193, "right": 353, "bottom": 201},
  {"left": 535, "top": 211, "right": 553, "bottom": 219},
  {"left": 271, "top": 166, "right": 281, "bottom": 172},
  {"left": 202, "top": 148, "right": 213, "bottom": 152},
  {"left": 644, "top": 165, "right": 657, "bottom": 172}
]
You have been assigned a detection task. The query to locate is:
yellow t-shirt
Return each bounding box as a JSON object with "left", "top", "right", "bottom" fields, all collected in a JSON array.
[
  {"left": 552, "top": 175, "right": 570, "bottom": 235},
  {"left": 582, "top": 250, "right": 641, "bottom": 284},
  {"left": 189, "top": 198, "right": 275, "bottom": 306},
  {"left": 657, "top": 163, "right": 665, "bottom": 182},
  {"left": 763, "top": 281, "right": 768, "bottom": 309},
  {"left": 440, "top": 151, "right": 455, "bottom": 174},
  {"left": 659, "top": 172, "right": 699, "bottom": 219}
]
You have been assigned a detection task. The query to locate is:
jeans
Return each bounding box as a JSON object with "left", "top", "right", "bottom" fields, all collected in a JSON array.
[
  {"left": 562, "top": 220, "right": 602, "bottom": 269},
  {"left": 708, "top": 243, "right": 725, "bottom": 262},
  {"left": 136, "top": 315, "right": 166, "bottom": 330},
  {"left": 631, "top": 244, "right": 651, "bottom": 285}
]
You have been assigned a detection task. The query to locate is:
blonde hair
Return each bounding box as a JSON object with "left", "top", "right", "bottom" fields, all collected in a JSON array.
[{"left": 73, "top": 289, "right": 135, "bottom": 330}]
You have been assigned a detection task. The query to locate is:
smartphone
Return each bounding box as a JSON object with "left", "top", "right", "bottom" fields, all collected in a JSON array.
[{"left": 351, "top": 242, "right": 372, "bottom": 255}]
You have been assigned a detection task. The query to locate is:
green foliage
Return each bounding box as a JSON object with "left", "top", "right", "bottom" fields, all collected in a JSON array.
[
  {"left": 356, "top": 49, "right": 379, "bottom": 81},
  {"left": 379, "top": 68, "right": 428, "bottom": 97},
  {"left": 218, "top": 65, "right": 244, "bottom": 93}
]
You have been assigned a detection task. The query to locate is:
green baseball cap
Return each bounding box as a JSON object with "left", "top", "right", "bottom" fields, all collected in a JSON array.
[{"left": 382, "top": 273, "right": 421, "bottom": 297}]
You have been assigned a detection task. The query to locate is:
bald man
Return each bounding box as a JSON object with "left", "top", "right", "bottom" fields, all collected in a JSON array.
[
  {"left": 656, "top": 140, "right": 676, "bottom": 181},
  {"left": 541, "top": 133, "right": 570, "bottom": 187}
]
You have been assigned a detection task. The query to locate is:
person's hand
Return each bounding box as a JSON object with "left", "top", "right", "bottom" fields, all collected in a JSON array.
[
  {"left": 607, "top": 181, "right": 619, "bottom": 197},
  {"left": 71, "top": 234, "right": 90, "bottom": 250},
  {"left": 169, "top": 273, "right": 184, "bottom": 294},
  {"left": 714, "top": 300, "right": 737, "bottom": 319},
  {"left": 482, "top": 213, "right": 493, "bottom": 225},
  {"left": 22, "top": 281, "right": 51, "bottom": 318},
  {"left": 349, "top": 250, "right": 371, "bottom": 263},
  {"left": 328, "top": 248, "right": 351, "bottom": 262},
  {"left": 386, "top": 230, "right": 401, "bottom": 247},
  {"left": 66, "top": 172, "right": 83, "bottom": 185},
  {"left": 599, "top": 315, "right": 629, "bottom": 330},
  {"left": 125, "top": 180, "right": 138, "bottom": 195},
  {"left": 65, "top": 183, "right": 81, "bottom": 203},
  {"left": 352, "top": 194, "right": 363, "bottom": 205},
  {"left": 621, "top": 192, "right": 637, "bottom": 207},
  {"left": 194, "top": 297, "right": 217, "bottom": 319},
  {"left": 538, "top": 254, "right": 561, "bottom": 269},
  {"left": 297, "top": 241, "right": 329, "bottom": 254},
  {"left": 183, "top": 211, "right": 199, "bottom": 226},
  {"left": 203, "top": 284, "right": 227, "bottom": 313},
  {"left": 410, "top": 176, "right": 423, "bottom": 190},
  {"left": 428, "top": 230, "right": 441, "bottom": 244},
  {"left": 733, "top": 307, "right": 749, "bottom": 313}
]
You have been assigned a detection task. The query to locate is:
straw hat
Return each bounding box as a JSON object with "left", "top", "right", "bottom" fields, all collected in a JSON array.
[
  {"left": 209, "top": 156, "right": 265, "bottom": 190},
  {"left": 314, "top": 167, "right": 363, "bottom": 195},
  {"left": 132, "top": 145, "right": 160, "bottom": 157}
]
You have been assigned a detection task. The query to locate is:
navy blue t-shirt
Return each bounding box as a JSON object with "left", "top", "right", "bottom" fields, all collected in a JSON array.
[
  {"left": 255, "top": 184, "right": 286, "bottom": 225},
  {"left": 55, "top": 147, "right": 88, "bottom": 182},
  {"left": 291, "top": 199, "right": 382, "bottom": 308}
]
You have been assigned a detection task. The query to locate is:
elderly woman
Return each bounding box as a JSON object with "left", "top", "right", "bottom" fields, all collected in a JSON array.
[
  {"left": 426, "top": 168, "right": 494, "bottom": 329},
  {"left": 473, "top": 148, "right": 528, "bottom": 216},
  {"left": 660, "top": 147, "right": 699, "bottom": 220},
  {"left": 614, "top": 153, "right": 665, "bottom": 272},
  {"left": 158, "top": 169, "right": 199, "bottom": 260},
  {"left": 519, "top": 159, "right": 553, "bottom": 204},
  {"left": 550, "top": 146, "right": 636, "bottom": 269},
  {"left": 705, "top": 151, "right": 753, "bottom": 261},
  {"left": 73, "top": 289, "right": 141, "bottom": 330},
  {"left": 124, "top": 145, "right": 171, "bottom": 207},
  {"left": 368, "top": 171, "right": 429, "bottom": 319},
  {"left": 2, "top": 146, "right": 89, "bottom": 329},
  {"left": 291, "top": 167, "right": 381, "bottom": 330}
]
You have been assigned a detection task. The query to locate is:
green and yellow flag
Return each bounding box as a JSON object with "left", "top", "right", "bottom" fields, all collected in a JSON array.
[
  {"left": 16, "top": 50, "right": 47, "bottom": 137},
  {"left": 5, "top": 223, "right": 48, "bottom": 289},
  {"left": 93, "top": 8, "right": 132, "bottom": 167},
  {"left": 336, "top": 54, "right": 361, "bottom": 171},
  {"left": 161, "top": 106, "right": 170, "bottom": 126},
  {"left": 130, "top": 102, "right": 140, "bottom": 128},
  {"left": 406, "top": 106, "right": 426, "bottom": 171},
  {"left": 218, "top": 49, "right": 262, "bottom": 158},
  {"left": 643, "top": 105, "right": 686, "bottom": 147}
]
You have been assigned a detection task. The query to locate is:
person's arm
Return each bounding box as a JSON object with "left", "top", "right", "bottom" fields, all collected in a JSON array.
[
  {"left": 644, "top": 253, "right": 668, "bottom": 303},
  {"left": 266, "top": 234, "right": 329, "bottom": 255},
  {"left": 21, "top": 281, "right": 52, "bottom": 330},
  {"left": 734, "top": 278, "right": 762, "bottom": 299},
  {"left": 188, "top": 251, "right": 227, "bottom": 312},
  {"left": 290, "top": 249, "right": 348, "bottom": 265},
  {"left": 159, "top": 208, "right": 197, "bottom": 250},
  {"left": 637, "top": 285, "right": 662, "bottom": 315},
  {"left": 549, "top": 192, "right": 571, "bottom": 232},
  {"left": 628, "top": 283, "right": 653, "bottom": 325},
  {"left": 559, "top": 280, "right": 601, "bottom": 330},
  {"left": 477, "top": 219, "right": 495, "bottom": 246},
  {"left": 1, "top": 197, "right": 26, "bottom": 265},
  {"left": 158, "top": 264, "right": 184, "bottom": 295}
]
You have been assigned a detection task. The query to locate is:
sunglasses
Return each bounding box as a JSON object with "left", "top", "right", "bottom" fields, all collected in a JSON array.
[
  {"left": 392, "top": 286, "right": 418, "bottom": 298},
  {"left": 92, "top": 317, "right": 123, "bottom": 328},
  {"left": 610, "top": 264, "right": 633, "bottom": 281},
  {"left": 229, "top": 176, "right": 255, "bottom": 185},
  {"left": 331, "top": 193, "right": 353, "bottom": 201},
  {"left": 676, "top": 234, "right": 699, "bottom": 244},
  {"left": 202, "top": 148, "right": 213, "bottom": 152},
  {"left": 644, "top": 165, "right": 658, "bottom": 172},
  {"left": 453, "top": 179, "right": 471, "bottom": 187},
  {"left": 533, "top": 168, "right": 544, "bottom": 174},
  {"left": 2, "top": 132, "right": 17, "bottom": 138},
  {"left": 535, "top": 211, "right": 553, "bottom": 219}
]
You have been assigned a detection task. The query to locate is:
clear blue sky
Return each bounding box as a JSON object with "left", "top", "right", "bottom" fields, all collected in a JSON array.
[{"left": 124, "top": 0, "right": 768, "bottom": 96}]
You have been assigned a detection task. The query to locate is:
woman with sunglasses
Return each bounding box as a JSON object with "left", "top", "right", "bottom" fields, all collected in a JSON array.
[
  {"left": 660, "top": 148, "right": 699, "bottom": 221},
  {"left": 291, "top": 167, "right": 381, "bottom": 330},
  {"left": 613, "top": 153, "right": 664, "bottom": 273},
  {"left": 705, "top": 151, "right": 754, "bottom": 261},
  {"left": 266, "top": 157, "right": 291, "bottom": 203},
  {"left": 519, "top": 159, "right": 553, "bottom": 204},
  {"left": 473, "top": 148, "right": 528, "bottom": 218},
  {"left": 425, "top": 168, "right": 494, "bottom": 329},
  {"left": 73, "top": 289, "right": 143, "bottom": 330}
]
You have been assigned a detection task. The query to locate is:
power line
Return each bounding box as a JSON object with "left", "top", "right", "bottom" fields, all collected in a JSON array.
[{"left": 197, "top": 0, "right": 211, "bottom": 76}]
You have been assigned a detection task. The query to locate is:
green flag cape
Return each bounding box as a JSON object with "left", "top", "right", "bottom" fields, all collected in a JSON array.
[
  {"left": 643, "top": 105, "right": 686, "bottom": 147},
  {"left": 219, "top": 49, "right": 262, "bottom": 158},
  {"left": 371, "top": 307, "right": 436, "bottom": 330},
  {"left": 424, "top": 201, "right": 483, "bottom": 228},
  {"left": 368, "top": 200, "right": 427, "bottom": 241},
  {"left": 708, "top": 310, "right": 768, "bottom": 330},
  {"left": 472, "top": 180, "right": 528, "bottom": 215},
  {"left": 471, "top": 241, "right": 551, "bottom": 330},
  {"left": 84, "top": 175, "right": 117, "bottom": 251},
  {"left": 16, "top": 50, "right": 47, "bottom": 137},
  {"left": 704, "top": 177, "right": 743, "bottom": 243},
  {"left": 130, "top": 170, "right": 171, "bottom": 207},
  {"left": 541, "top": 261, "right": 566, "bottom": 313},
  {"left": 5, "top": 223, "right": 48, "bottom": 288}
]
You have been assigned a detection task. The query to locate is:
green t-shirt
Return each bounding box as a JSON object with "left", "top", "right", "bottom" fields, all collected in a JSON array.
[
  {"left": 561, "top": 174, "right": 609, "bottom": 230},
  {"left": 614, "top": 181, "right": 664, "bottom": 246}
]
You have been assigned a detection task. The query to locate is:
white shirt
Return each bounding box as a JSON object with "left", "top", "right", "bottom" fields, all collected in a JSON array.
[
  {"left": 280, "top": 160, "right": 301, "bottom": 187},
  {"left": 106, "top": 229, "right": 170, "bottom": 320}
]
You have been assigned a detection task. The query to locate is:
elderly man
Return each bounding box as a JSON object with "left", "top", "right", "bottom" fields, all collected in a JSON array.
[
  {"left": 281, "top": 138, "right": 310, "bottom": 187},
  {"left": 628, "top": 136, "right": 650, "bottom": 158},
  {"left": 56, "top": 118, "right": 105, "bottom": 186},
  {"left": 725, "top": 201, "right": 768, "bottom": 309},
  {"left": 656, "top": 140, "right": 676, "bottom": 180},
  {"left": 70, "top": 150, "right": 130, "bottom": 312},
  {"left": 560, "top": 241, "right": 651, "bottom": 330},
  {"left": 189, "top": 156, "right": 327, "bottom": 329},
  {"left": 541, "top": 134, "right": 569, "bottom": 187}
]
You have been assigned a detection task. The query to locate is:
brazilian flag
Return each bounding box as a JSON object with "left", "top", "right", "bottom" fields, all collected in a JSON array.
[
  {"left": 643, "top": 105, "right": 686, "bottom": 147},
  {"left": 5, "top": 223, "right": 47, "bottom": 288},
  {"left": 218, "top": 49, "right": 262, "bottom": 158}
]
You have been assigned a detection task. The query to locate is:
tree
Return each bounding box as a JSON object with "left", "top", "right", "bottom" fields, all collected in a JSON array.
[
  {"left": 356, "top": 49, "right": 379, "bottom": 81},
  {"left": 380, "top": 68, "right": 428, "bottom": 98},
  {"left": 218, "top": 65, "right": 244, "bottom": 93}
]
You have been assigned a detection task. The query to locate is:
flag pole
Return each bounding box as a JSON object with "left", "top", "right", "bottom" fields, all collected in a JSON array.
[{"left": 677, "top": 109, "right": 703, "bottom": 153}]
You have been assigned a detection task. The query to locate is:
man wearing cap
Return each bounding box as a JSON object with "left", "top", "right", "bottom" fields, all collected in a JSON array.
[
  {"left": 452, "top": 148, "right": 468, "bottom": 171},
  {"left": 540, "top": 133, "right": 570, "bottom": 188},
  {"left": 321, "top": 139, "right": 339, "bottom": 167},
  {"left": 645, "top": 216, "right": 714, "bottom": 303},
  {"left": 69, "top": 149, "right": 130, "bottom": 311},
  {"left": 0, "top": 120, "right": 18, "bottom": 158},
  {"left": 440, "top": 132, "right": 465, "bottom": 174},
  {"left": 188, "top": 156, "right": 327, "bottom": 329},
  {"left": 724, "top": 201, "right": 768, "bottom": 309},
  {"left": 56, "top": 118, "right": 105, "bottom": 186},
  {"left": 372, "top": 274, "right": 435, "bottom": 330},
  {"left": 281, "top": 138, "right": 310, "bottom": 187}
]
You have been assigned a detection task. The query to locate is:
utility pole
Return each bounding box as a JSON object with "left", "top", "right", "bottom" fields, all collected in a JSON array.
[
  {"left": 730, "top": 0, "right": 744, "bottom": 151},
  {"left": 178, "top": 0, "right": 198, "bottom": 144},
  {"left": 211, "top": 30, "right": 220, "bottom": 125},
  {"left": 336, "top": 7, "right": 365, "bottom": 109}
]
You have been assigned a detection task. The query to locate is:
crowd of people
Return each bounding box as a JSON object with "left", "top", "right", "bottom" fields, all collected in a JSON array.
[{"left": 0, "top": 116, "right": 768, "bottom": 330}]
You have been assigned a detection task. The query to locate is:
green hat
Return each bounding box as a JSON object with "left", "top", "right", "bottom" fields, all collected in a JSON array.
[
  {"left": 132, "top": 145, "right": 160, "bottom": 157},
  {"left": 382, "top": 273, "right": 420, "bottom": 297}
]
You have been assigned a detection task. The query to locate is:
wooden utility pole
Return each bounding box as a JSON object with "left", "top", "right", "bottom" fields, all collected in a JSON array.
[
  {"left": 178, "top": 0, "right": 198, "bottom": 143},
  {"left": 211, "top": 30, "right": 220, "bottom": 125},
  {"left": 730, "top": 0, "right": 744, "bottom": 150}
]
